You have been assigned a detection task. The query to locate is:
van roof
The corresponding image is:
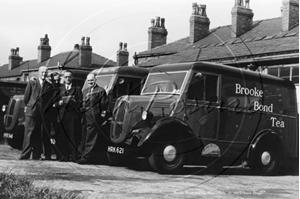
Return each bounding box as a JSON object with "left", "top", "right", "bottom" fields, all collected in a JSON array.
[
  {"left": 150, "top": 62, "right": 295, "bottom": 89},
  {"left": 92, "top": 66, "right": 149, "bottom": 77}
]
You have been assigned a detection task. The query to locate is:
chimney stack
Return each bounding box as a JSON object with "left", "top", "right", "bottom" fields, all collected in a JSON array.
[
  {"left": 189, "top": 3, "right": 210, "bottom": 43},
  {"left": 148, "top": 17, "right": 168, "bottom": 50},
  {"left": 79, "top": 36, "right": 92, "bottom": 68},
  {"left": 37, "top": 34, "right": 51, "bottom": 63},
  {"left": 231, "top": 0, "right": 254, "bottom": 38},
  {"left": 9, "top": 47, "right": 23, "bottom": 70},
  {"left": 117, "top": 42, "right": 129, "bottom": 66},
  {"left": 282, "top": 0, "right": 299, "bottom": 31},
  {"left": 74, "top": 44, "right": 80, "bottom": 50}
]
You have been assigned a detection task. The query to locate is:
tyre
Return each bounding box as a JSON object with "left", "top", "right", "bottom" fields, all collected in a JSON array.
[
  {"left": 249, "top": 143, "right": 282, "bottom": 175},
  {"left": 148, "top": 143, "right": 185, "bottom": 174}
]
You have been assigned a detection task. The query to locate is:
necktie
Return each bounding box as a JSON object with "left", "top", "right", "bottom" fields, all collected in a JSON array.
[{"left": 41, "top": 81, "right": 44, "bottom": 89}]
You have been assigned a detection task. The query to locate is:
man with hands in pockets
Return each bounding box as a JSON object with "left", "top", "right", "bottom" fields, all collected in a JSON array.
[{"left": 77, "top": 73, "right": 108, "bottom": 165}]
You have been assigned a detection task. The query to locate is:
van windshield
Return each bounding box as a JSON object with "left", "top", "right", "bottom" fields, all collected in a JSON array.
[
  {"left": 141, "top": 71, "right": 188, "bottom": 94},
  {"left": 96, "top": 74, "right": 114, "bottom": 91},
  {"left": 82, "top": 74, "right": 114, "bottom": 92}
]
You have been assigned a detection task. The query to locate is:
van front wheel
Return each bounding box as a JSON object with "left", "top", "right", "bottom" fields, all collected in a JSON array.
[{"left": 148, "top": 143, "right": 185, "bottom": 174}]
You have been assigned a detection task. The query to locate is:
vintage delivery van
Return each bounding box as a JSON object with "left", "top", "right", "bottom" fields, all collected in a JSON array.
[
  {"left": 81, "top": 66, "right": 149, "bottom": 154},
  {"left": 107, "top": 62, "right": 298, "bottom": 175}
]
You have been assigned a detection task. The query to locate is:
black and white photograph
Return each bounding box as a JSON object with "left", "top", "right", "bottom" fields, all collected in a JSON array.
[{"left": 0, "top": 0, "right": 298, "bottom": 198}]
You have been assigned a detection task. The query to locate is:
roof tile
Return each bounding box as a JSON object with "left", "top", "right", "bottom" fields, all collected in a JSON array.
[{"left": 136, "top": 17, "right": 298, "bottom": 67}]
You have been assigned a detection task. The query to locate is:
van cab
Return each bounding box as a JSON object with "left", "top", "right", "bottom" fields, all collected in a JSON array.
[
  {"left": 107, "top": 62, "right": 298, "bottom": 175},
  {"left": 82, "top": 66, "right": 149, "bottom": 112}
]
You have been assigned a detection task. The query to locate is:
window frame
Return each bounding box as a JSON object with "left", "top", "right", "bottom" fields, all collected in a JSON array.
[{"left": 186, "top": 72, "right": 220, "bottom": 103}]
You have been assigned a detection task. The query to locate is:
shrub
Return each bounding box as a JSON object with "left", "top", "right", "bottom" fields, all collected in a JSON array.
[{"left": 0, "top": 173, "right": 80, "bottom": 199}]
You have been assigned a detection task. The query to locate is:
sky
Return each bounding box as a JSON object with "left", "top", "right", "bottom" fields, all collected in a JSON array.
[{"left": 0, "top": 0, "right": 283, "bottom": 66}]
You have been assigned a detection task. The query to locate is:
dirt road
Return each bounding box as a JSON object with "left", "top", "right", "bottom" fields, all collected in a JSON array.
[{"left": 0, "top": 143, "right": 298, "bottom": 199}]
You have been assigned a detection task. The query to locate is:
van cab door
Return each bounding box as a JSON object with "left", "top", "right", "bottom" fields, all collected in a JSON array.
[{"left": 185, "top": 73, "right": 219, "bottom": 141}]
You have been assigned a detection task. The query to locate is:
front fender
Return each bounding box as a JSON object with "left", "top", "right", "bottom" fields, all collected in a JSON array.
[{"left": 132, "top": 117, "right": 201, "bottom": 149}]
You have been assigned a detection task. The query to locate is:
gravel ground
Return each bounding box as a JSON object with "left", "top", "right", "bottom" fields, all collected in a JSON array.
[{"left": 0, "top": 143, "right": 298, "bottom": 199}]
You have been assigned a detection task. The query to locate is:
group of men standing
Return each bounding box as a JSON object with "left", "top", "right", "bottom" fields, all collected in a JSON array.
[{"left": 19, "top": 66, "right": 107, "bottom": 165}]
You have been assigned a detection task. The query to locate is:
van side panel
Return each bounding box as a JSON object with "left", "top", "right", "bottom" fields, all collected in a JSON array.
[{"left": 204, "top": 69, "right": 298, "bottom": 159}]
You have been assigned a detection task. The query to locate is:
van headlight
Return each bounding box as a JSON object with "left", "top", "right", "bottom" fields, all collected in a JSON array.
[
  {"left": 142, "top": 110, "right": 153, "bottom": 121},
  {"left": 2, "top": 105, "right": 7, "bottom": 112}
]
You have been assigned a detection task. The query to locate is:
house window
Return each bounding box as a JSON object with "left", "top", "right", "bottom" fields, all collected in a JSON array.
[{"left": 267, "top": 65, "right": 299, "bottom": 84}]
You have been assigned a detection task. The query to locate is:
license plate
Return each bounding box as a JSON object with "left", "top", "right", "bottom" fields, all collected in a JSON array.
[
  {"left": 3, "top": 133, "right": 13, "bottom": 139},
  {"left": 107, "top": 146, "right": 124, "bottom": 154}
]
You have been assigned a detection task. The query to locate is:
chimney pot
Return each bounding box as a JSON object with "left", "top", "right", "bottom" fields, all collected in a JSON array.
[
  {"left": 81, "top": 37, "right": 85, "bottom": 45},
  {"left": 155, "top": 16, "right": 161, "bottom": 27},
  {"left": 151, "top": 19, "right": 155, "bottom": 27},
  {"left": 86, "top": 37, "right": 90, "bottom": 46},
  {"left": 161, "top": 18, "right": 166, "bottom": 28},
  {"left": 74, "top": 44, "right": 79, "bottom": 50},
  {"left": 199, "top": 4, "right": 207, "bottom": 17},
  {"left": 192, "top": 3, "right": 199, "bottom": 15}
]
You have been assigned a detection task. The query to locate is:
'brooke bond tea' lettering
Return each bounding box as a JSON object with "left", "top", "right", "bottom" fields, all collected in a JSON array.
[
  {"left": 235, "top": 84, "right": 273, "bottom": 113},
  {"left": 235, "top": 83, "right": 263, "bottom": 97}
]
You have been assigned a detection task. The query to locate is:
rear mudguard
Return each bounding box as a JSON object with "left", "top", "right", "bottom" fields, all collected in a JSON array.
[
  {"left": 247, "top": 129, "right": 284, "bottom": 159},
  {"left": 130, "top": 117, "right": 203, "bottom": 152}
]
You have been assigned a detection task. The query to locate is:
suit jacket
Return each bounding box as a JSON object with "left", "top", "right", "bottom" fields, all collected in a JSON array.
[
  {"left": 57, "top": 84, "right": 83, "bottom": 122},
  {"left": 81, "top": 85, "right": 107, "bottom": 117},
  {"left": 24, "top": 79, "right": 54, "bottom": 118}
]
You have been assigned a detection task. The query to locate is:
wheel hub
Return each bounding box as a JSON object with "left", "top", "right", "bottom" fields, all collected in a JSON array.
[
  {"left": 163, "top": 145, "right": 176, "bottom": 162},
  {"left": 261, "top": 151, "right": 271, "bottom": 165}
]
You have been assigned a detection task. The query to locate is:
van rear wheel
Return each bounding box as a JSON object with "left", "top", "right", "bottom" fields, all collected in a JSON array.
[
  {"left": 148, "top": 143, "right": 185, "bottom": 174},
  {"left": 249, "top": 144, "right": 282, "bottom": 175}
]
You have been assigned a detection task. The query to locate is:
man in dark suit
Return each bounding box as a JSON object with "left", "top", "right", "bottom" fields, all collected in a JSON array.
[
  {"left": 77, "top": 73, "right": 107, "bottom": 164},
  {"left": 55, "top": 70, "right": 83, "bottom": 162},
  {"left": 49, "top": 71, "right": 62, "bottom": 160},
  {"left": 20, "top": 66, "right": 54, "bottom": 160}
]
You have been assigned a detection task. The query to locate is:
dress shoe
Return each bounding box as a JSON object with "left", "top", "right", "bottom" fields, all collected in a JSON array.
[
  {"left": 70, "top": 158, "right": 77, "bottom": 163},
  {"left": 19, "top": 157, "right": 30, "bottom": 160},
  {"left": 32, "top": 157, "right": 42, "bottom": 160},
  {"left": 77, "top": 159, "right": 90, "bottom": 165},
  {"left": 43, "top": 157, "right": 52, "bottom": 161}
]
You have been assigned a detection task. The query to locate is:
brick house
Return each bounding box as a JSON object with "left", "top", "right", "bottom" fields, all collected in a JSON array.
[
  {"left": 133, "top": 0, "right": 299, "bottom": 92},
  {"left": 0, "top": 35, "right": 131, "bottom": 81}
]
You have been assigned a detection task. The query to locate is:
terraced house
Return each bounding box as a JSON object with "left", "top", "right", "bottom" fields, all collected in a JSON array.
[
  {"left": 134, "top": 0, "right": 299, "bottom": 105},
  {"left": 0, "top": 35, "right": 132, "bottom": 81}
]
